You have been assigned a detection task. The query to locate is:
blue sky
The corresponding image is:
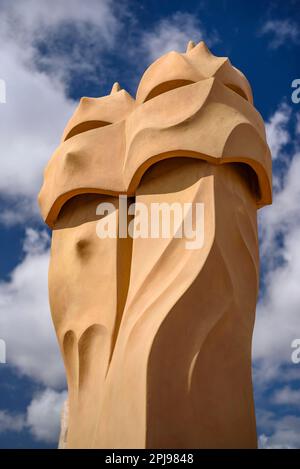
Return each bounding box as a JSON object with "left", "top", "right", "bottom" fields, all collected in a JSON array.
[{"left": 0, "top": 0, "right": 299, "bottom": 448}]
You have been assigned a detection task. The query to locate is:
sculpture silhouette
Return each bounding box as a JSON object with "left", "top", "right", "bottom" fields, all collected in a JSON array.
[{"left": 39, "top": 41, "right": 272, "bottom": 449}]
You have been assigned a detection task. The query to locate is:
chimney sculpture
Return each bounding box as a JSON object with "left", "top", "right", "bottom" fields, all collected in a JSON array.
[{"left": 39, "top": 41, "right": 272, "bottom": 449}]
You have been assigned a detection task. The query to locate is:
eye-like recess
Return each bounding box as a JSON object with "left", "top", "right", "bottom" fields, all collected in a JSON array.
[
  {"left": 64, "top": 120, "right": 112, "bottom": 141},
  {"left": 225, "top": 84, "right": 248, "bottom": 101},
  {"left": 144, "top": 79, "right": 249, "bottom": 103},
  {"left": 144, "top": 79, "right": 194, "bottom": 102}
]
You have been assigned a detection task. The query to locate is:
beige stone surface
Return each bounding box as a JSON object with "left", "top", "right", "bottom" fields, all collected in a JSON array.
[
  {"left": 38, "top": 41, "right": 272, "bottom": 449},
  {"left": 58, "top": 399, "right": 69, "bottom": 449},
  {"left": 38, "top": 41, "right": 271, "bottom": 228}
]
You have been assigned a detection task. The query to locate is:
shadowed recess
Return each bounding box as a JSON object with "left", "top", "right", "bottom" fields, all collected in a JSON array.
[
  {"left": 64, "top": 120, "right": 112, "bottom": 141},
  {"left": 78, "top": 324, "right": 108, "bottom": 390}
]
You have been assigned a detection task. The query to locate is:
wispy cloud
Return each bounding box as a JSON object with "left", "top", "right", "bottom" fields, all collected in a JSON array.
[
  {"left": 272, "top": 386, "right": 300, "bottom": 406},
  {"left": 0, "top": 0, "right": 118, "bottom": 38},
  {"left": 253, "top": 104, "right": 300, "bottom": 374},
  {"left": 26, "top": 388, "right": 67, "bottom": 443},
  {"left": 0, "top": 388, "right": 67, "bottom": 444},
  {"left": 259, "top": 19, "right": 299, "bottom": 48},
  {"left": 0, "top": 229, "right": 65, "bottom": 387},
  {"left": 265, "top": 103, "right": 291, "bottom": 160},
  {"left": 0, "top": 227, "right": 67, "bottom": 446},
  {"left": 258, "top": 412, "right": 300, "bottom": 449},
  {"left": 0, "top": 0, "right": 120, "bottom": 82},
  {"left": 0, "top": 411, "right": 26, "bottom": 433},
  {"left": 253, "top": 103, "right": 300, "bottom": 447},
  {"left": 0, "top": 31, "right": 75, "bottom": 224},
  {"left": 140, "top": 11, "right": 218, "bottom": 63}
]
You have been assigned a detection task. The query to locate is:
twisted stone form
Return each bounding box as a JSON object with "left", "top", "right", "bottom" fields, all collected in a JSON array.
[{"left": 39, "top": 41, "right": 272, "bottom": 449}]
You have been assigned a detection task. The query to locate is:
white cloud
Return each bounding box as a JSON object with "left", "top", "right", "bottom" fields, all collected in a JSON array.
[
  {"left": 296, "top": 114, "right": 300, "bottom": 134},
  {"left": 252, "top": 101, "right": 300, "bottom": 387},
  {"left": 265, "top": 103, "right": 291, "bottom": 160},
  {"left": 0, "top": 32, "right": 75, "bottom": 223},
  {"left": 251, "top": 104, "right": 300, "bottom": 449},
  {"left": 260, "top": 19, "right": 299, "bottom": 48},
  {"left": 0, "top": 388, "right": 67, "bottom": 444},
  {"left": 272, "top": 386, "right": 300, "bottom": 406},
  {"left": 254, "top": 152, "right": 300, "bottom": 371},
  {"left": 0, "top": 0, "right": 118, "bottom": 40},
  {"left": 0, "top": 0, "right": 121, "bottom": 85},
  {"left": 252, "top": 105, "right": 300, "bottom": 453},
  {"left": 0, "top": 0, "right": 122, "bottom": 225},
  {"left": 0, "top": 410, "right": 25, "bottom": 433},
  {"left": 22, "top": 227, "right": 49, "bottom": 255},
  {"left": 254, "top": 183, "right": 300, "bottom": 390},
  {"left": 258, "top": 412, "right": 300, "bottom": 449},
  {"left": 0, "top": 198, "right": 40, "bottom": 227},
  {"left": 140, "top": 11, "right": 218, "bottom": 62},
  {"left": 0, "top": 229, "right": 65, "bottom": 388},
  {"left": 26, "top": 388, "right": 67, "bottom": 444}
]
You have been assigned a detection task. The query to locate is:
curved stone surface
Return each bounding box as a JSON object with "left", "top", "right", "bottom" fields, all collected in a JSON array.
[
  {"left": 136, "top": 41, "right": 253, "bottom": 103},
  {"left": 38, "top": 43, "right": 271, "bottom": 228},
  {"left": 39, "top": 41, "right": 272, "bottom": 449}
]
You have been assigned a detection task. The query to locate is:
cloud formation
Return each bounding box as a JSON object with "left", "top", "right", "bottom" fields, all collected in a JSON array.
[
  {"left": 0, "top": 0, "right": 118, "bottom": 37},
  {"left": 272, "top": 385, "right": 300, "bottom": 406},
  {"left": 259, "top": 412, "right": 300, "bottom": 449},
  {"left": 0, "top": 0, "right": 122, "bottom": 225},
  {"left": 0, "top": 411, "right": 25, "bottom": 433},
  {"left": 0, "top": 388, "right": 66, "bottom": 444},
  {"left": 259, "top": 19, "right": 299, "bottom": 48},
  {"left": 253, "top": 102, "right": 300, "bottom": 448},
  {"left": 0, "top": 229, "right": 65, "bottom": 388},
  {"left": 26, "top": 388, "right": 67, "bottom": 443},
  {"left": 140, "top": 11, "right": 217, "bottom": 62},
  {"left": 265, "top": 103, "right": 291, "bottom": 160},
  {"left": 254, "top": 166, "right": 300, "bottom": 377}
]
